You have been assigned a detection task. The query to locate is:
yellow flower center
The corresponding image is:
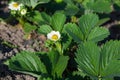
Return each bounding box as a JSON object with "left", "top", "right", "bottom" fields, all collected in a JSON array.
[
  {"left": 13, "top": 3, "right": 19, "bottom": 8},
  {"left": 52, "top": 34, "right": 58, "bottom": 40}
]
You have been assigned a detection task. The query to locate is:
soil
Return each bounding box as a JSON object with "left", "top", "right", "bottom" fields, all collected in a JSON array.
[{"left": 1, "top": 0, "right": 120, "bottom": 80}]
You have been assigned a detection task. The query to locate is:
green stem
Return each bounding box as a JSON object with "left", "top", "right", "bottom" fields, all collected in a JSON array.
[
  {"left": 98, "top": 75, "right": 102, "bottom": 80},
  {"left": 55, "top": 42, "right": 63, "bottom": 55},
  {"left": 19, "top": 17, "right": 24, "bottom": 26},
  {"left": 98, "top": 78, "right": 102, "bottom": 80}
]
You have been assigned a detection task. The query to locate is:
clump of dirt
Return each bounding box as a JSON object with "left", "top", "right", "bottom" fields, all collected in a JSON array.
[{"left": 0, "top": 22, "right": 47, "bottom": 60}]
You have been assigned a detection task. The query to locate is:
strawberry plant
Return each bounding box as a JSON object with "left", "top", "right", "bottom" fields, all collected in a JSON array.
[
  {"left": 65, "top": 13, "right": 110, "bottom": 43},
  {"left": 1, "top": 0, "right": 120, "bottom": 80},
  {"left": 75, "top": 40, "right": 120, "bottom": 80},
  {"left": 5, "top": 51, "right": 69, "bottom": 80}
]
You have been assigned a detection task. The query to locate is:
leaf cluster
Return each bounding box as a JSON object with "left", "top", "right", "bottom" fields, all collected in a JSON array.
[
  {"left": 65, "top": 13, "right": 110, "bottom": 43},
  {"left": 5, "top": 51, "right": 69, "bottom": 80},
  {"left": 75, "top": 40, "right": 120, "bottom": 79}
]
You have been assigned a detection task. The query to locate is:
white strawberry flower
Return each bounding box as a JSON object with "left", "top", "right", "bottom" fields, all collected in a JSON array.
[
  {"left": 47, "top": 31, "right": 61, "bottom": 41},
  {"left": 8, "top": 2, "right": 23, "bottom": 11}
]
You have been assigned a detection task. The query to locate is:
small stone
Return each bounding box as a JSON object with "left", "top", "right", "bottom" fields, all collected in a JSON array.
[{"left": 0, "top": 53, "right": 3, "bottom": 59}]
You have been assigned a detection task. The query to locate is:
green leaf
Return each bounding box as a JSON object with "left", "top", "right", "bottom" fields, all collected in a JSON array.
[
  {"left": 96, "top": 18, "right": 110, "bottom": 26},
  {"left": 81, "top": 0, "right": 91, "bottom": 8},
  {"left": 17, "top": 0, "right": 50, "bottom": 9},
  {"left": 40, "top": 77, "right": 52, "bottom": 80},
  {"left": 54, "top": 55, "right": 69, "bottom": 77},
  {"left": 30, "top": 0, "right": 39, "bottom": 8},
  {"left": 41, "top": 12, "right": 51, "bottom": 25},
  {"left": 18, "top": 0, "right": 38, "bottom": 8},
  {"left": 37, "top": 0, "right": 50, "bottom": 4},
  {"left": 61, "top": 33, "right": 72, "bottom": 51},
  {"left": 65, "top": 23, "right": 83, "bottom": 43},
  {"left": 62, "top": 25, "right": 72, "bottom": 51},
  {"left": 66, "top": 14, "right": 109, "bottom": 43},
  {"left": 100, "top": 40, "right": 120, "bottom": 78},
  {"left": 48, "top": 51, "right": 59, "bottom": 73},
  {"left": 27, "top": 11, "right": 51, "bottom": 25},
  {"left": 114, "top": 0, "right": 120, "bottom": 10},
  {"left": 51, "top": 12, "right": 66, "bottom": 32},
  {"left": 78, "top": 13, "right": 99, "bottom": 38},
  {"left": 38, "top": 25, "right": 53, "bottom": 34},
  {"left": 64, "top": 0, "right": 79, "bottom": 16},
  {"left": 87, "top": 27, "right": 109, "bottom": 42},
  {"left": 63, "top": 0, "right": 73, "bottom": 4},
  {"left": 75, "top": 40, "right": 120, "bottom": 79},
  {"left": 23, "top": 22, "right": 37, "bottom": 33},
  {"left": 75, "top": 42, "right": 100, "bottom": 78},
  {"left": 86, "top": 0, "right": 112, "bottom": 13},
  {"left": 5, "top": 51, "right": 47, "bottom": 77},
  {"left": 48, "top": 51, "right": 69, "bottom": 78},
  {"left": 64, "top": 3, "right": 79, "bottom": 16},
  {"left": 28, "top": 11, "right": 43, "bottom": 24}
]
